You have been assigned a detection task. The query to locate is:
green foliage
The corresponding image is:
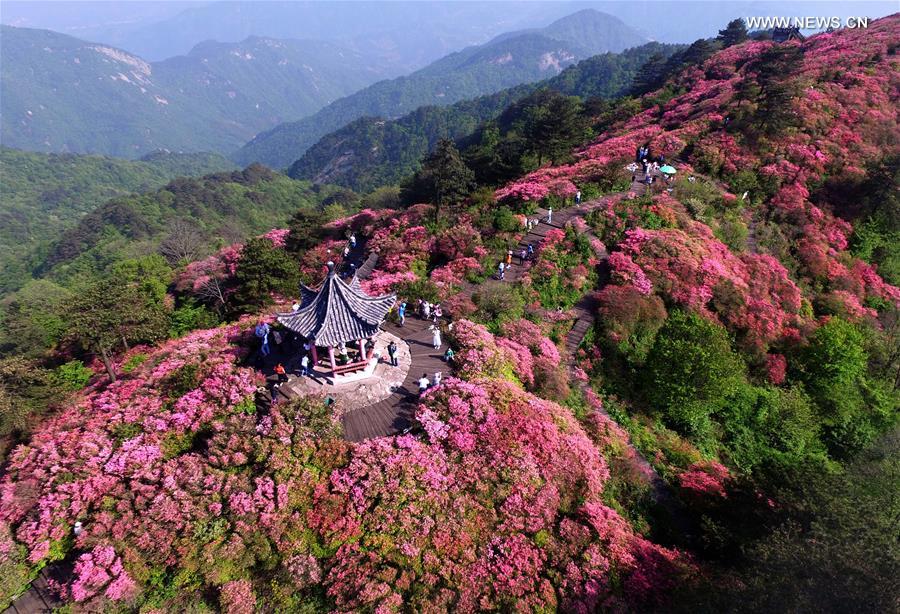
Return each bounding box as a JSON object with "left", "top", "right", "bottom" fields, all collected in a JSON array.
[
  {"left": 0, "top": 279, "right": 73, "bottom": 358},
  {"left": 706, "top": 429, "right": 900, "bottom": 612},
  {"left": 0, "top": 357, "right": 65, "bottom": 460},
  {"left": 231, "top": 237, "right": 301, "bottom": 311},
  {"left": 717, "top": 19, "right": 749, "bottom": 47},
  {"left": 847, "top": 156, "right": 900, "bottom": 285},
  {"left": 170, "top": 302, "right": 220, "bottom": 338},
  {"left": 285, "top": 42, "right": 683, "bottom": 192},
  {"left": 472, "top": 284, "right": 525, "bottom": 332},
  {"left": 67, "top": 276, "right": 169, "bottom": 382},
  {"left": 0, "top": 146, "right": 234, "bottom": 296},
  {"left": 52, "top": 360, "right": 93, "bottom": 389},
  {"left": 165, "top": 363, "right": 202, "bottom": 399},
  {"left": 40, "top": 165, "right": 331, "bottom": 287},
  {"left": 401, "top": 139, "right": 475, "bottom": 217},
  {"left": 280, "top": 396, "right": 343, "bottom": 439},
  {"left": 719, "top": 384, "right": 825, "bottom": 475},
  {"left": 644, "top": 310, "right": 745, "bottom": 439}
]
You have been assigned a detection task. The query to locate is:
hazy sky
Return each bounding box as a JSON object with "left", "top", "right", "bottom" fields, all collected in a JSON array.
[{"left": 2, "top": 1, "right": 896, "bottom": 63}]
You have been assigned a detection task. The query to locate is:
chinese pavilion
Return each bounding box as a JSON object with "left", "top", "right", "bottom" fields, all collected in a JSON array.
[{"left": 277, "top": 262, "right": 396, "bottom": 374}]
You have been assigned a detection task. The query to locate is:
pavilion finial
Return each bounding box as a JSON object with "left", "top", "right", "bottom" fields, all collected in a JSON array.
[{"left": 326, "top": 261, "right": 335, "bottom": 276}]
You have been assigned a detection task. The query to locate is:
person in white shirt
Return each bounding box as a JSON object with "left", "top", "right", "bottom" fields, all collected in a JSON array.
[
  {"left": 418, "top": 373, "right": 430, "bottom": 394},
  {"left": 433, "top": 372, "right": 442, "bottom": 387}
]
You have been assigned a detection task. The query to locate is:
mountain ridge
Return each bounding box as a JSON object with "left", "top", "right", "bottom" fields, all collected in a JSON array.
[
  {"left": 0, "top": 25, "right": 392, "bottom": 158},
  {"left": 233, "top": 9, "right": 648, "bottom": 168}
]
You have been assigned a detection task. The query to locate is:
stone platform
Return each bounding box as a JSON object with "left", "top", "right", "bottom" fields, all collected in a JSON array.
[{"left": 277, "top": 331, "right": 411, "bottom": 416}]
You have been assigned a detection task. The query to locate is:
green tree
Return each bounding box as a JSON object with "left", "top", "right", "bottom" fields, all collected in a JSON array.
[
  {"left": 402, "top": 139, "right": 475, "bottom": 220},
  {"left": 629, "top": 53, "right": 669, "bottom": 95},
  {"left": 717, "top": 18, "right": 749, "bottom": 47},
  {"left": 0, "top": 357, "right": 65, "bottom": 460},
  {"left": 285, "top": 207, "right": 330, "bottom": 253},
  {"left": 800, "top": 318, "right": 867, "bottom": 417},
  {"left": 520, "top": 91, "right": 587, "bottom": 166},
  {"left": 67, "top": 276, "right": 169, "bottom": 382},
  {"left": 232, "top": 237, "right": 300, "bottom": 311},
  {"left": 644, "top": 310, "right": 745, "bottom": 438}
]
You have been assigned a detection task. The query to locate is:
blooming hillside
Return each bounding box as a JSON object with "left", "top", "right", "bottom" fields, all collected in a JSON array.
[
  {"left": 0, "top": 314, "right": 689, "bottom": 610},
  {"left": 500, "top": 15, "right": 900, "bottom": 357}
]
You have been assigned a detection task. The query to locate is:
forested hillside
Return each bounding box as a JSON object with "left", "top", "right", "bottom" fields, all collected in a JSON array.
[
  {"left": 233, "top": 10, "right": 648, "bottom": 168},
  {"left": 287, "top": 42, "right": 681, "bottom": 191},
  {"left": 0, "top": 147, "right": 235, "bottom": 295},
  {"left": 0, "top": 26, "right": 389, "bottom": 157}
]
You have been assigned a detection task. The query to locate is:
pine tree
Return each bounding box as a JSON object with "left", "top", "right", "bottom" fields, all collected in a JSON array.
[
  {"left": 520, "top": 91, "right": 587, "bottom": 166},
  {"left": 630, "top": 53, "right": 669, "bottom": 95},
  {"left": 68, "top": 277, "right": 169, "bottom": 382},
  {"left": 718, "top": 18, "right": 749, "bottom": 47},
  {"left": 232, "top": 237, "right": 300, "bottom": 311},
  {"left": 403, "top": 139, "right": 475, "bottom": 220}
]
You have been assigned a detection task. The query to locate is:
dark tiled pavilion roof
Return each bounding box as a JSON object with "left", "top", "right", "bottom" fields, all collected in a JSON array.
[{"left": 276, "top": 266, "right": 396, "bottom": 346}]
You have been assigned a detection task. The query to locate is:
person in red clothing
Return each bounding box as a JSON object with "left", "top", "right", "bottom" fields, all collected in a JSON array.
[{"left": 275, "top": 363, "right": 288, "bottom": 383}]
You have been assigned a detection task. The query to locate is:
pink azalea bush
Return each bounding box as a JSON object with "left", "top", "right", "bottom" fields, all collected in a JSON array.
[
  {"left": 311, "top": 378, "right": 691, "bottom": 611},
  {"left": 449, "top": 319, "right": 562, "bottom": 393}
]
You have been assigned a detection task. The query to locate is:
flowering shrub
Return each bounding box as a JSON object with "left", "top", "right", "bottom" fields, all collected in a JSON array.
[
  {"left": 311, "top": 378, "right": 691, "bottom": 611},
  {"left": 678, "top": 460, "right": 730, "bottom": 500}
]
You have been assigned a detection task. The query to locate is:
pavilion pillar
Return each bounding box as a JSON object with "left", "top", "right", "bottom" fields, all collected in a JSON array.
[
  {"left": 311, "top": 345, "right": 318, "bottom": 365},
  {"left": 328, "top": 347, "right": 337, "bottom": 372},
  {"left": 358, "top": 338, "right": 366, "bottom": 360}
]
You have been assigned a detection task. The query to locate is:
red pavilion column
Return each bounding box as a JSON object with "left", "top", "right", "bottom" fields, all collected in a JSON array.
[
  {"left": 358, "top": 338, "right": 366, "bottom": 360},
  {"left": 328, "top": 347, "right": 337, "bottom": 372}
]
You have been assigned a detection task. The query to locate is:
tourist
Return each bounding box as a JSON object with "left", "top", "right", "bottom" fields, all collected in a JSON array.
[
  {"left": 433, "top": 372, "right": 442, "bottom": 387},
  {"left": 349, "top": 262, "right": 357, "bottom": 276},
  {"left": 343, "top": 246, "right": 350, "bottom": 258},
  {"left": 365, "top": 338, "right": 376, "bottom": 358},
  {"left": 433, "top": 303, "right": 443, "bottom": 322},
  {"left": 444, "top": 347, "right": 454, "bottom": 363},
  {"left": 431, "top": 324, "right": 442, "bottom": 350},
  {"left": 422, "top": 301, "right": 431, "bottom": 320},
  {"left": 497, "top": 261, "right": 505, "bottom": 280},
  {"left": 275, "top": 363, "right": 288, "bottom": 383},
  {"left": 505, "top": 250, "right": 512, "bottom": 267},
  {"left": 338, "top": 342, "right": 349, "bottom": 362},
  {"left": 272, "top": 329, "right": 282, "bottom": 351},
  {"left": 547, "top": 207, "right": 553, "bottom": 224},
  {"left": 255, "top": 321, "right": 271, "bottom": 357},
  {"left": 300, "top": 354, "right": 310, "bottom": 376},
  {"left": 519, "top": 248, "right": 527, "bottom": 265},
  {"left": 398, "top": 301, "right": 407, "bottom": 326},
  {"left": 418, "top": 373, "right": 430, "bottom": 394},
  {"left": 575, "top": 189, "right": 581, "bottom": 204},
  {"left": 387, "top": 340, "right": 398, "bottom": 366},
  {"left": 349, "top": 233, "right": 357, "bottom": 249},
  {"left": 527, "top": 243, "right": 534, "bottom": 259}
]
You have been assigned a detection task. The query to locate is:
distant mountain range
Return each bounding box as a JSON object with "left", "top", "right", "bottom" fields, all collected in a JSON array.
[
  {"left": 0, "top": 147, "right": 235, "bottom": 295},
  {"left": 233, "top": 10, "right": 648, "bottom": 169},
  {"left": 286, "top": 42, "right": 682, "bottom": 192},
  {"left": 0, "top": 25, "right": 392, "bottom": 157}
]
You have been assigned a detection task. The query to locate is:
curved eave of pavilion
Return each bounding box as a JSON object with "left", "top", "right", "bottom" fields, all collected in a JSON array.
[{"left": 276, "top": 273, "right": 396, "bottom": 346}]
